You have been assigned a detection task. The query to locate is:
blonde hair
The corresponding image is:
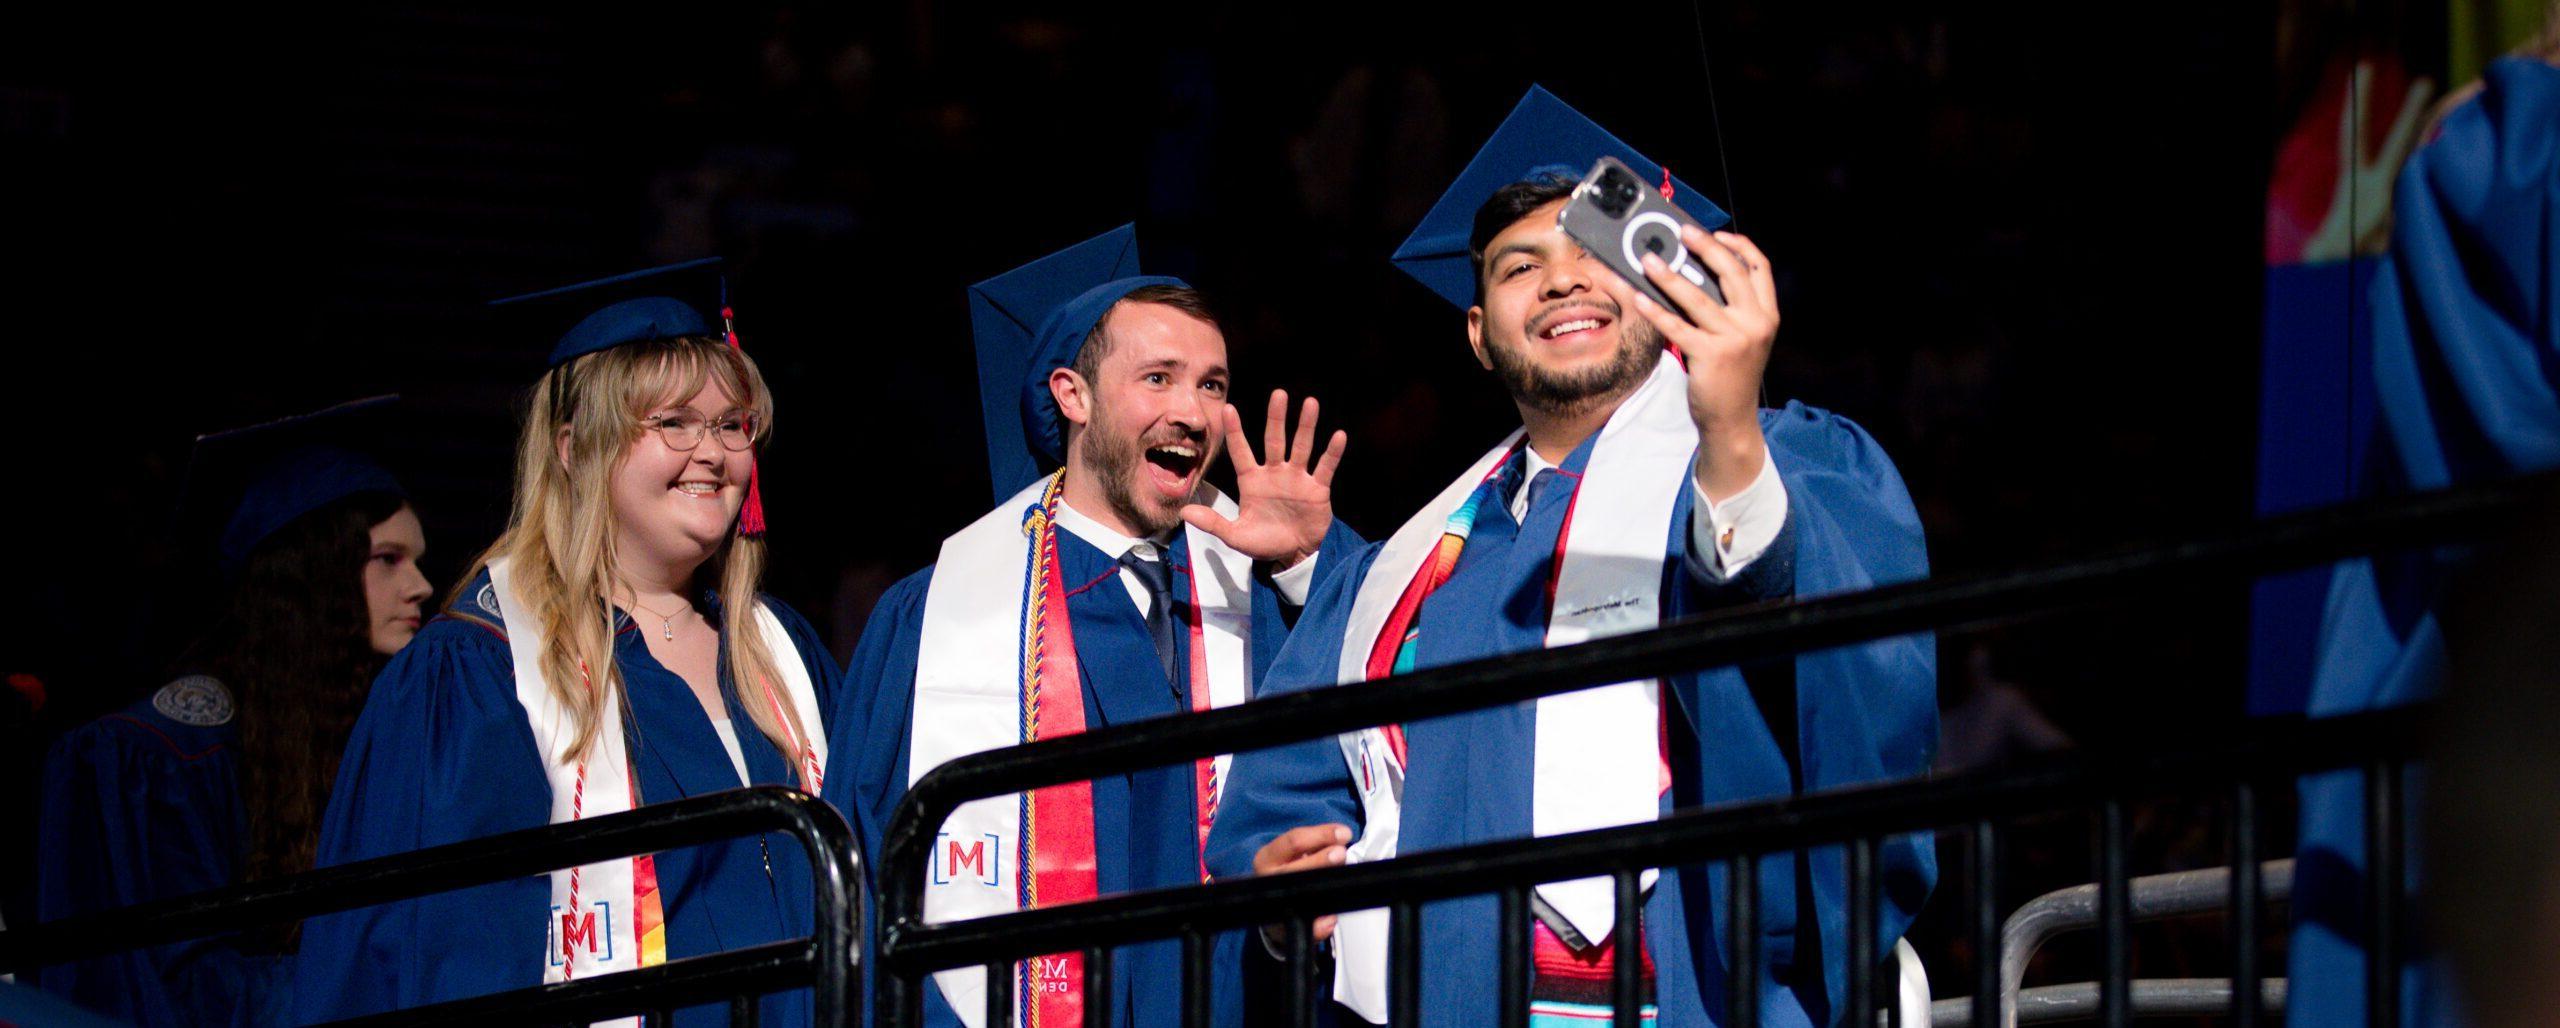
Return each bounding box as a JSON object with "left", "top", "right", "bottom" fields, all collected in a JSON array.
[{"left": 465, "top": 335, "right": 808, "bottom": 772}]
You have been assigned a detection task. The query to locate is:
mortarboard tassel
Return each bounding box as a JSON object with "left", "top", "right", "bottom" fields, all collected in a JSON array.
[
  {"left": 722, "top": 304, "right": 770, "bottom": 538},
  {"left": 7, "top": 672, "right": 46, "bottom": 713},
  {"left": 739, "top": 463, "right": 768, "bottom": 537}
]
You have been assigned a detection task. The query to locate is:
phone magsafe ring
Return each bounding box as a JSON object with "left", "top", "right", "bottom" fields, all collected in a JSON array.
[{"left": 1625, "top": 211, "right": 1709, "bottom": 290}]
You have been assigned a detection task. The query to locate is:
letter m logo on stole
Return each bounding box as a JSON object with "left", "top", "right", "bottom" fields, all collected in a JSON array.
[
  {"left": 931, "top": 832, "right": 1002, "bottom": 886},
  {"left": 547, "top": 901, "right": 616, "bottom": 967}
]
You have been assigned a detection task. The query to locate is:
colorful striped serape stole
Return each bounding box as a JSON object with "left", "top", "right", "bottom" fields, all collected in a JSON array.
[
  {"left": 1360, "top": 447, "right": 1663, "bottom": 1018},
  {"left": 1528, "top": 917, "right": 1658, "bottom": 1025}
]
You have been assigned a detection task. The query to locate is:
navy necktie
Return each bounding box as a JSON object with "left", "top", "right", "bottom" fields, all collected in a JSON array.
[
  {"left": 1118, "top": 546, "right": 1182, "bottom": 700},
  {"left": 1525, "top": 467, "right": 1570, "bottom": 514}
]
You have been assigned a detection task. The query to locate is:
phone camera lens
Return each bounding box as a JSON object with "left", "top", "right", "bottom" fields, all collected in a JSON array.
[{"left": 1590, "top": 169, "right": 1642, "bottom": 217}]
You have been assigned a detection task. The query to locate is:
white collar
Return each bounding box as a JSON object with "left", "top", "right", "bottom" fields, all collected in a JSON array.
[
  {"left": 1522, "top": 446, "right": 1562, "bottom": 479},
  {"left": 1052, "top": 496, "right": 1177, "bottom": 561},
  {"left": 1510, "top": 446, "right": 1565, "bottom": 521}
]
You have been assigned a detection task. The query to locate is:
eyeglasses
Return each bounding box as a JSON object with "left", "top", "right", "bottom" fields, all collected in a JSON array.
[{"left": 639, "top": 407, "right": 762, "bottom": 452}]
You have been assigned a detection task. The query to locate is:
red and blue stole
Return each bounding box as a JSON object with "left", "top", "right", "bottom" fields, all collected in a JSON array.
[{"left": 911, "top": 472, "right": 1254, "bottom": 1027}]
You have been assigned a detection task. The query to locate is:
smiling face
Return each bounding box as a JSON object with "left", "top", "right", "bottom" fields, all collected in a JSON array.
[
  {"left": 607, "top": 380, "right": 756, "bottom": 574},
  {"left": 1053, "top": 299, "right": 1231, "bottom": 537},
  {"left": 1467, "top": 196, "right": 1663, "bottom": 415},
  {"left": 361, "top": 503, "right": 431, "bottom": 655}
]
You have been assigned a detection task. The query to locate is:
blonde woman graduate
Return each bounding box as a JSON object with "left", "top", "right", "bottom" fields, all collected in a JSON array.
[{"left": 294, "top": 259, "right": 840, "bottom": 1027}]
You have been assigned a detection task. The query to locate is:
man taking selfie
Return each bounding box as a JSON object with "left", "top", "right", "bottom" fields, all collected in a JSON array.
[{"left": 1207, "top": 88, "right": 1939, "bottom": 1027}]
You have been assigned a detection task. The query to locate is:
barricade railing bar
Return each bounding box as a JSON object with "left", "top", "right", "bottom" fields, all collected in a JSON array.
[
  {"left": 1969, "top": 859, "right": 2298, "bottom": 1026},
  {"left": 0, "top": 786, "right": 859, "bottom": 1028},
  {"left": 882, "top": 708, "right": 2415, "bottom": 1021},
  {"left": 877, "top": 471, "right": 2540, "bottom": 1027}
]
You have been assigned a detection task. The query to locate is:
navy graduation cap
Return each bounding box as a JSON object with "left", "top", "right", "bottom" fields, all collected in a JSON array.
[
  {"left": 966, "top": 223, "right": 1189, "bottom": 501},
  {"left": 179, "top": 395, "right": 407, "bottom": 576},
  {"left": 489, "top": 256, "right": 730, "bottom": 368},
  {"left": 489, "top": 256, "right": 766, "bottom": 535},
  {"left": 1391, "top": 84, "right": 1730, "bottom": 309}
]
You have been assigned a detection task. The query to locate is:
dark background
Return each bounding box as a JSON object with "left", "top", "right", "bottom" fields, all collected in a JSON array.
[{"left": 2, "top": 0, "right": 2285, "bottom": 953}]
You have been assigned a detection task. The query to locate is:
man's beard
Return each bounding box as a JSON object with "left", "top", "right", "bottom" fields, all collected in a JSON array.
[
  {"left": 1080, "top": 398, "right": 1191, "bottom": 537},
  {"left": 1483, "top": 310, "right": 1665, "bottom": 419}
]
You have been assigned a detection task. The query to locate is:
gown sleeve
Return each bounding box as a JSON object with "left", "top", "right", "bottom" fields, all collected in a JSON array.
[
  {"left": 820, "top": 566, "right": 936, "bottom": 874},
  {"left": 0, "top": 977, "right": 132, "bottom": 1028},
  {"left": 813, "top": 567, "right": 938, "bottom": 1027},
  {"left": 1665, "top": 402, "right": 1938, "bottom": 1025},
  {"left": 290, "top": 617, "right": 553, "bottom": 1022},
  {"left": 35, "top": 699, "right": 276, "bottom": 1027},
  {"left": 1301, "top": 517, "right": 1369, "bottom": 605},
  {"left": 1203, "top": 538, "right": 1384, "bottom": 882}
]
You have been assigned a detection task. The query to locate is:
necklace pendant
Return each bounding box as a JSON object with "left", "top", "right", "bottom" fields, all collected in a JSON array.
[{"left": 661, "top": 617, "right": 675, "bottom": 641}]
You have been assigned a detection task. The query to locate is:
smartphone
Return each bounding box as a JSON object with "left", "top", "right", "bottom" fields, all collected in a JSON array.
[{"left": 1557, "top": 155, "right": 1725, "bottom": 319}]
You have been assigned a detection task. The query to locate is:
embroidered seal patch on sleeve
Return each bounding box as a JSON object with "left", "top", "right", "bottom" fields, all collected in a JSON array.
[{"left": 152, "top": 675, "right": 236, "bottom": 727}]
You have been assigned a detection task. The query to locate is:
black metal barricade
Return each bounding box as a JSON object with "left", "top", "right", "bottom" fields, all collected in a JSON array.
[
  {"left": 875, "top": 472, "right": 2537, "bottom": 1028},
  {"left": 0, "top": 786, "right": 860, "bottom": 1027}
]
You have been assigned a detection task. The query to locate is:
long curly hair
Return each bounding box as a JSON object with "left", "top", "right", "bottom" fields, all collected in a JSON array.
[{"left": 178, "top": 490, "right": 407, "bottom": 941}]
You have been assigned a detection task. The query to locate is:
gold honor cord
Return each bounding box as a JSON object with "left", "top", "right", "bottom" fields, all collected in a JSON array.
[{"left": 1015, "top": 471, "right": 1066, "bottom": 911}]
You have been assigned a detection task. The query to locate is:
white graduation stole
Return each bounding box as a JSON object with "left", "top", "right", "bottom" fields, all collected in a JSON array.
[
  {"left": 487, "top": 556, "right": 826, "bottom": 1025},
  {"left": 908, "top": 483, "right": 1255, "bottom": 1027},
  {"left": 1328, "top": 360, "right": 1695, "bottom": 1023}
]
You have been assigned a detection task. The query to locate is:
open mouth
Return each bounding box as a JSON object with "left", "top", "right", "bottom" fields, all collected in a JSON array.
[
  {"left": 673, "top": 480, "right": 725, "bottom": 500},
  {"left": 1534, "top": 307, "right": 1616, "bottom": 346},
  {"left": 1141, "top": 442, "right": 1204, "bottom": 497}
]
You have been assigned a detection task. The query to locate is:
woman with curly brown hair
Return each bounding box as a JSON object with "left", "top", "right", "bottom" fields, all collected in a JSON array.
[{"left": 36, "top": 397, "right": 431, "bottom": 1026}]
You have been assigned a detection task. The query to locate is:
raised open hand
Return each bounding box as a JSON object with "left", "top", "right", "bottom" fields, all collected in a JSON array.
[{"left": 1180, "top": 389, "right": 1347, "bottom": 570}]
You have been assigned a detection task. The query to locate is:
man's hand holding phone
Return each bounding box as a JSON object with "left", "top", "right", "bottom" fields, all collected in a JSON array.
[{"left": 1604, "top": 224, "right": 1781, "bottom": 503}]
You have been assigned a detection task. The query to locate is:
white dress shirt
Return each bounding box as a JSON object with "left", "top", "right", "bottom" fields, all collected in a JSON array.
[
  {"left": 1509, "top": 445, "right": 1787, "bottom": 583},
  {"left": 1685, "top": 448, "right": 1787, "bottom": 582},
  {"left": 1052, "top": 498, "right": 1320, "bottom": 614}
]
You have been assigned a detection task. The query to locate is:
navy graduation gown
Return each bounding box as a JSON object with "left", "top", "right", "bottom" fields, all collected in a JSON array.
[
  {"left": 36, "top": 679, "right": 288, "bottom": 1027},
  {"left": 293, "top": 571, "right": 845, "bottom": 1027},
  {"left": 825, "top": 518, "right": 1362, "bottom": 1028},
  {"left": 0, "top": 978, "right": 131, "bottom": 1028},
  {"left": 1207, "top": 404, "right": 1936, "bottom": 1027},
  {"left": 2287, "top": 58, "right": 2560, "bottom": 1028}
]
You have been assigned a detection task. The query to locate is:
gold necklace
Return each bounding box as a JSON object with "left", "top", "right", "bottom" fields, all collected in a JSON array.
[{"left": 625, "top": 595, "right": 692, "bottom": 642}]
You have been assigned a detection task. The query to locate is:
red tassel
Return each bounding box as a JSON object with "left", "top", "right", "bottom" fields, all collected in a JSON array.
[
  {"left": 6, "top": 672, "right": 45, "bottom": 713},
  {"left": 722, "top": 303, "right": 764, "bottom": 536},
  {"left": 739, "top": 459, "right": 768, "bottom": 537},
  {"left": 1660, "top": 166, "right": 1675, "bottom": 202}
]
